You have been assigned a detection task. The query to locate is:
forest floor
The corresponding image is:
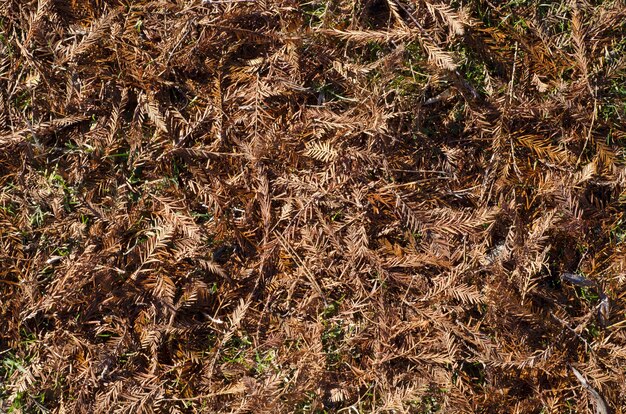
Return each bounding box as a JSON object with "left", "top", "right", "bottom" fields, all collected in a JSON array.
[{"left": 1, "top": 0, "right": 626, "bottom": 413}]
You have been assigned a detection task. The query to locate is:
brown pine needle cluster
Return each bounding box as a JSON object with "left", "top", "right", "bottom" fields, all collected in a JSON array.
[{"left": 1, "top": 0, "right": 626, "bottom": 412}]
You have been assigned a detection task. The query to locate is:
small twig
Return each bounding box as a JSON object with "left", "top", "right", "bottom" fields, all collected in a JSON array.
[
  {"left": 570, "top": 366, "right": 610, "bottom": 414},
  {"left": 202, "top": 0, "right": 256, "bottom": 4},
  {"left": 508, "top": 42, "right": 518, "bottom": 103},
  {"left": 274, "top": 230, "right": 327, "bottom": 305},
  {"left": 549, "top": 311, "right": 595, "bottom": 356},
  {"left": 576, "top": 99, "right": 597, "bottom": 167},
  {"left": 158, "top": 383, "right": 246, "bottom": 401},
  {"left": 607, "top": 318, "right": 626, "bottom": 330}
]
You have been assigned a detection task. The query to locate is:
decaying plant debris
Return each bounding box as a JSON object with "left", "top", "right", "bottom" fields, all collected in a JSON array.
[{"left": 1, "top": 0, "right": 626, "bottom": 412}]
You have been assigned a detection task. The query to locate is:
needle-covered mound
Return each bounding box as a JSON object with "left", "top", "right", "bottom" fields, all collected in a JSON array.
[{"left": 1, "top": 0, "right": 626, "bottom": 412}]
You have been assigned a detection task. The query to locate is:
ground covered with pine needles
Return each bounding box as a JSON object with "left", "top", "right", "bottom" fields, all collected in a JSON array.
[{"left": 1, "top": 0, "right": 626, "bottom": 412}]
